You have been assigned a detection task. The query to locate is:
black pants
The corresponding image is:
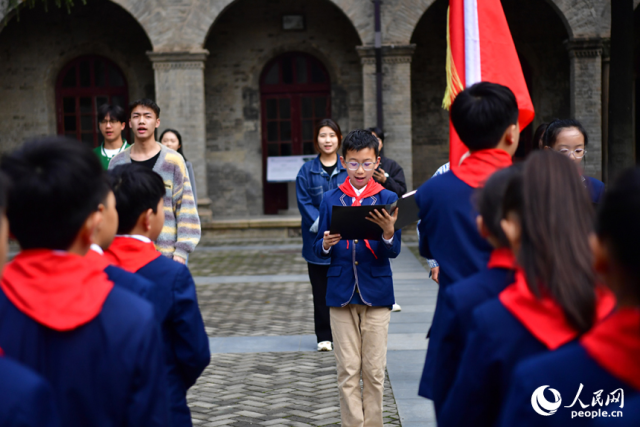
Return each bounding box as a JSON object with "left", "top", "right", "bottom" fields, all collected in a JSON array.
[{"left": 307, "top": 263, "right": 333, "bottom": 343}]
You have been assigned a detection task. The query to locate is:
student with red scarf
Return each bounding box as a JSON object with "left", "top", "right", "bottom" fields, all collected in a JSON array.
[
  {"left": 105, "top": 164, "right": 210, "bottom": 427},
  {"left": 438, "top": 151, "right": 616, "bottom": 427},
  {"left": 0, "top": 137, "right": 170, "bottom": 427},
  {"left": 313, "top": 130, "right": 401, "bottom": 427},
  {"left": 418, "top": 165, "right": 521, "bottom": 414},
  {"left": 0, "top": 175, "right": 61, "bottom": 427},
  {"left": 498, "top": 166, "right": 640, "bottom": 427},
  {"left": 415, "top": 82, "right": 519, "bottom": 400}
]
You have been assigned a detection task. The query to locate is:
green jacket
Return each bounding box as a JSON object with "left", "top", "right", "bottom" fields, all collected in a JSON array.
[{"left": 93, "top": 140, "right": 131, "bottom": 170}]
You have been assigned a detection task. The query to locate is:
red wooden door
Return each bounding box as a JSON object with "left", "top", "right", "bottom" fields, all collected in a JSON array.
[
  {"left": 260, "top": 53, "right": 331, "bottom": 214},
  {"left": 56, "top": 56, "right": 129, "bottom": 148}
]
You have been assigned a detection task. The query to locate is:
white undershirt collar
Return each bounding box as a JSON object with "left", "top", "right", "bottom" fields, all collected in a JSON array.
[{"left": 116, "top": 234, "right": 152, "bottom": 243}]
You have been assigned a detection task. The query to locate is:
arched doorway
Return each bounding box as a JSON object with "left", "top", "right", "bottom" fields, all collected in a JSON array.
[
  {"left": 260, "top": 52, "right": 331, "bottom": 214},
  {"left": 56, "top": 55, "right": 129, "bottom": 148}
]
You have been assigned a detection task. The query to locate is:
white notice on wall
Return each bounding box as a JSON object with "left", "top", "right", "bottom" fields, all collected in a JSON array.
[{"left": 267, "top": 155, "right": 316, "bottom": 182}]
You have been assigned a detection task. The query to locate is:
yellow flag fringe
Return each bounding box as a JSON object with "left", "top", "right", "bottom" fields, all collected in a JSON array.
[{"left": 442, "top": 6, "right": 464, "bottom": 111}]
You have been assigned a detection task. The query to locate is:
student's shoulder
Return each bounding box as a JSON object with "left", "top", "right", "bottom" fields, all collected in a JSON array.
[
  {"left": 321, "top": 187, "right": 344, "bottom": 203},
  {"left": 379, "top": 188, "right": 398, "bottom": 203},
  {"left": 108, "top": 147, "right": 131, "bottom": 168},
  {"left": 161, "top": 144, "right": 187, "bottom": 170},
  {"left": 105, "top": 265, "right": 155, "bottom": 291},
  {"left": 102, "top": 286, "right": 155, "bottom": 324},
  {"left": 297, "top": 157, "right": 318, "bottom": 177},
  {"left": 0, "top": 356, "right": 49, "bottom": 395},
  {"left": 416, "top": 171, "right": 461, "bottom": 197},
  {"left": 139, "top": 254, "right": 185, "bottom": 281}
]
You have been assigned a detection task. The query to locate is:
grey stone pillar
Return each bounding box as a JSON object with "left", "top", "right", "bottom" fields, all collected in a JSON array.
[
  {"left": 357, "top": 45, "right": 416, "bottom": 192},
  {"left": 147, "top": 50, "right": 212, "bottom": 219},
  {"left": 564, "top": 38, "right": 603, "bottom": 180}
]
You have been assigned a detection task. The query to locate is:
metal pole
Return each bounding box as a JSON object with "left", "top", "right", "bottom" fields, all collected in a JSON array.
[
  {"left": 374, "top": 0, "right": 383, "bottom": 130},
  {"left": 607, "top": 0, "right": 635, "bottom": 181}
]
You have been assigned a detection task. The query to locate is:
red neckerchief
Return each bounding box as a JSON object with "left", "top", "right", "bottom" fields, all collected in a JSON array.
[
  {"left": 0, "top": 249, "right": 113, "bottom": 331},
  {"left": 487, "top": 248, "right": 516, "bottom": 270},
  {"left": 499, "top": 269, "right": 616, "bottom": 350},
  {"left": 581, "top": 308, "right": 640, "bottom": 391},
  {"left": 85, "top": 247, "right": 110, "bottom": 271},
  {"left": 104, "top": 236, "right": 161, "bottom": 273},
  {"left": 450, "top": 149, "right": 513, "bottom": 188},
  {"left": 338, "top": 177, "right": 386, "bottom": 259}
]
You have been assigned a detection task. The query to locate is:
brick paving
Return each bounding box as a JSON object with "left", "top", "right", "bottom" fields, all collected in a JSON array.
[
  {"left": 188, "top": 352, "right": 400, "bottom": 426},
  {"left": 189, "top": 248, "right": 308, "bottom": 277},
  {"left": 197, "top": 281, "right": 315, "bottom": 337},
  {"left": 189, "top": 242, "right": 403, "bottom": 425}
]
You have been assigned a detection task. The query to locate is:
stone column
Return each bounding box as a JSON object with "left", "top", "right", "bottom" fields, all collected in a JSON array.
[
  {"left": 147, "top": 50, "right": 212, "bottom": 219},
  {"left": 357, "top": 45, "right": 416, "bottom": 191},
  {"left": 564, "top": 38, "right": 603, "bottom": 180}
]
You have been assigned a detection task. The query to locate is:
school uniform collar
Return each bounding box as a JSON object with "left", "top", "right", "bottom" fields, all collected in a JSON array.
[
  {"left": 450, "top": 148, "right": 512, "bottom": 188},
  {"left": 85, "top": 244, "right": 110, "bottom": 271},
  {"left": 116, "top": 234, "right": 153, "bottom": 243},
  {"left": 0, "top": 249, "right": 113, "bottom": 331},
  {"left": 349, "top": 180, "right": 366, "bottom": 197},
  {"left": 499, "top": 269, "right": 616, "bottom": 350},
  {"left": 581, "top": 308, "right": 640, "bottom": 391},
  {"left": 487, "top": 248, "right": 516, "bottom": 270},
  {"left": 104, "top": 235, "right": 161, "bottom": 273}
]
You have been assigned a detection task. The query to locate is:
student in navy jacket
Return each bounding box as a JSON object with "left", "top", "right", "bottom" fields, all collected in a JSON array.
[
  {"left": 0, "top": 138, "right": 170, "bottom": 427},
  {"left": 415, "top": 82, "right": 519, "bottom": 399},
  {"left": 296, "top": 119, "right": 348, "bottom": 351},
  {"left": 85, "top": 178, "right": 160, "bottom": 310},
  {"left": 418, "top": 165, "right": 520, "bottom": 414},
  {"left": 438, "top": 151, "right": 616, "bottom": 427},
  {"left": 106, "top": 163, "right": 210, "bottom": 427},
  {"left": 543, "top": 119, "right": 604, "bottom": 204},
  {"left": 0, "top": 179, "right": 61, "bottom": 427},
  {"left": 313, "top": 130, "right": 401, "bottom": 427},
  {"left": 499, "top": 167, "right": 640, "bottom": 427}
]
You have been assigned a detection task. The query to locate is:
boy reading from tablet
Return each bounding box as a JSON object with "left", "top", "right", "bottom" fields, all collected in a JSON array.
[
  {"left": 0, "top": 137, "right": 170, "bottom": 427},
  {"left": 105, "top": 163, "right": 210, "bottom": 427},
  {"left": 313, "top": 129, "right": 401, "bottom": 427}
]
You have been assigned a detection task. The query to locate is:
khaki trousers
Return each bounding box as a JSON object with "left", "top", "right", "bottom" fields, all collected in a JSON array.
[{"left": 330, "top": 304, "right": 391, "bottom": 427}]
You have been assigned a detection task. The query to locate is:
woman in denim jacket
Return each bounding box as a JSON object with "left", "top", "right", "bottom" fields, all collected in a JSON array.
[{"left": 296, "top": 119, "right": 347, "bottom": 352}]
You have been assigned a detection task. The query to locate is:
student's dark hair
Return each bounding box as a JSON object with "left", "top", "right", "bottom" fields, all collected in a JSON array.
[
  {"left": 0, "top": 137, "right": 104, "bottom": 250},
  {"left": 450, "top": 82, "right": 519, "bottom": 151},
  {"left": 97, "top": 104, "right": 127, "bottom": 124},
  {"left": 543, "top": 119, "right": 589, "bottom": 148},
  {"left": 502, "top": 150, "right": 596, "bottom": 334},
  {"left": 341, "top": 129, "right": 379, "bottom": 158},
  {"left": 595, "top": 167, "right": 640, "bottom": 298},
  {"left": 108, "top": 164, "right": 165, "bottom": 234},
  {"left": 367, "top": 127, "right": 385, "bottom": 143},
  {"left": 475, "top": 165, "right": 522, "bottom": 247},
  {"left": 532, "top": 122, "right": 548, "bottom": 150},
  {"left": 129, "top": 98, "right": 161, "bottom": 118},
  {"left": 159, "top": 129, "right": 186, "bottom": 160},
  {"left": 314, "top": 119, "right": 342, "bottom": 153}
]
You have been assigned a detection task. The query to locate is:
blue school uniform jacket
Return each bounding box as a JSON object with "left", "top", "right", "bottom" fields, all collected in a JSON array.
[
  {"left": 499, "top": 309, "right": 639, "bottom": 427},
  {"left": 106, "top": 236, "right": 211, "bottom": 427},
  {"left": 0, "top": 355, "right": 60, "bottom": 427},
  {"left": 0, "top": 287, "right": 170, "bottom": 427},
  {"left": 312, "top": 187, "right": 401, "bottom": 307},
  {"left": 584, "top": 176, "right": 604, "bottom": 204},
  {"left": 438, "top": 274, "right": 616, "bottom": 427},
  {"left": 416, "top": 171, "right": 493, "bottom": 290},
  {"left": 296, "top": 155, "right": 348, "bottom": 264},
  {"left": 418, "top": 249, "right": 516, "bottom": 411}
]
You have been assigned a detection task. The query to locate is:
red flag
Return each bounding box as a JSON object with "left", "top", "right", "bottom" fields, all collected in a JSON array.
[{"left": 444, "top": 0, "right": 535, "bottom": 166}]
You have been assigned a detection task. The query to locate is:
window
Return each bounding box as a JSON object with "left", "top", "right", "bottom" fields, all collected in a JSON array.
[{"left": 56, "top": 56, "right": 129, "bottom": 148}]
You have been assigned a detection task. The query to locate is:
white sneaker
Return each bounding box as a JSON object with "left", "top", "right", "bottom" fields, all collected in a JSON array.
[
  {"left": 392, "top": 303, "right": 402, "bottom": 312},
  {"left": 317, "top": 341, "right": 333, "bottom": 351}
]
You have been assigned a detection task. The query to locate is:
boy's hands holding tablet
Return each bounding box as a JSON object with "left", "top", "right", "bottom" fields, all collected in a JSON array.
[
  {"left": 367, "top": 207, "right": 398, "bottom": 240},
  {"left": 323, "top": 231, "right": 342, "bottom": 250}
]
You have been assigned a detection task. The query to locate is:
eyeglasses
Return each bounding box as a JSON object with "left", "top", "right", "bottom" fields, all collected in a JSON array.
[
  {"left": 346, "top": 161, "right": 376, "bottom": 171},
  {"left": 557, "top": 148, "right": 587, "bottom": 159},
  {"left": 99, "top": 120, "right": 121, "bottom": 126}
]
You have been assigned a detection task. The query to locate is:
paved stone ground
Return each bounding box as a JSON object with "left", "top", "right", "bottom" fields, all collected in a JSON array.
[
  {"left": 188, "top": 242, "right": 403, "bottom": 425},
  {"left": 189, "top": 248, "right": 308, "bottom": 277},
  {"left": 188, "top": 352, "right": 400, "bottom": 426},
  {"left": 197, "top": 281, "right": 315, "bottom": 337}
]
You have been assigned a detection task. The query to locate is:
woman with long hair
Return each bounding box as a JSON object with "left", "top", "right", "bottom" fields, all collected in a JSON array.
[
  {"left": 296, "top": 119, "right": 348, "bottom": 352},
  {"left": 438, "top": 151, "right": 615, "bottom": 427},
  {"left": 499, "top": 167, "right": 640, "bottom": 426}
]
